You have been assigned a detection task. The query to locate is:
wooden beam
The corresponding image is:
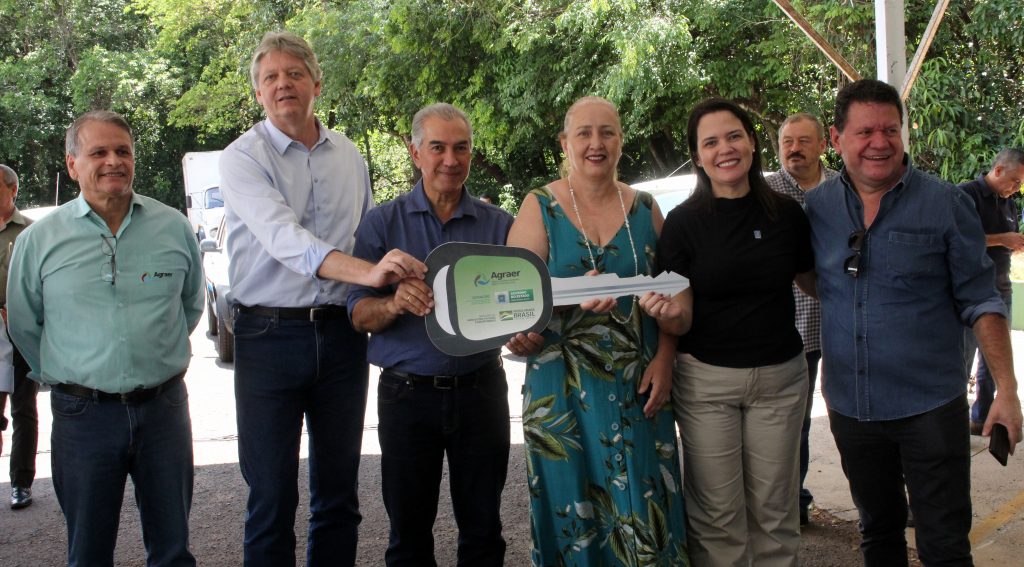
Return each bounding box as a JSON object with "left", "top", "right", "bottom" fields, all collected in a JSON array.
[
  {"left": 901, "top": 0, "right": 951, "bottom": 101},
  {"left": 772, "top": 0, "right": 861, "bottom": 81}
]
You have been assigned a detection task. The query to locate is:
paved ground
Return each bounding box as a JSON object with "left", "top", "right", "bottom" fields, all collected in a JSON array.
[{"left": 1, "top": 311, "right": 1022, "bottom": 565}]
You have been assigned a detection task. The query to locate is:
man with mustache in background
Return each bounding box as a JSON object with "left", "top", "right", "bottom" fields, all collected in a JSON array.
[{"left": 765, "top": 113, "right": 837, "bottom": 526}]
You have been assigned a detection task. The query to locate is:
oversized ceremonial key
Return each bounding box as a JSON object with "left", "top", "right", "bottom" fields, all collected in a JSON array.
[
  {"left": 425, "top": 242, "right": 688, "bottom": 356},
  {"left": 550, "top": 272, "right": 689, "bottom": 306}
]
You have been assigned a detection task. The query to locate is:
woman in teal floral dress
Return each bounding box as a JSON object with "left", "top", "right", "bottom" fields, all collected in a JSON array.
[{"left": 506, "top": 97, "right": 688, "bottom": 566}]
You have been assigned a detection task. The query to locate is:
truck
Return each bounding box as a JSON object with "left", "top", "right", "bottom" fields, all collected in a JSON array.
[{"left": 182, "top": 151, "right": 224, "bottom": 241}]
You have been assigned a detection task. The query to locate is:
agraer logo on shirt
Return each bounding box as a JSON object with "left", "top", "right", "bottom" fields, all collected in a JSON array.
[{"left": 140, "top": 271, "right": 173, "bottom": 282}]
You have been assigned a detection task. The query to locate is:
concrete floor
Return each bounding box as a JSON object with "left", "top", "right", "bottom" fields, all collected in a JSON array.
[{"left": 3, "top": 311, "right": 1024, "bottom": 564}]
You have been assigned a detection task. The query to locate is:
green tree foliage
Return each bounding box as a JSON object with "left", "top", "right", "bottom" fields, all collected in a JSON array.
[
  {"left": 0, "top": 0, "right": 1022, "bottom": 211},
  {"left": 906, "top": 0, "right": 1024, "bottom": 182}
]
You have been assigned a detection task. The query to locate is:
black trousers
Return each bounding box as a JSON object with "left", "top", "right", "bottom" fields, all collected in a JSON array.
[
  {"left": 0, "top": 348, "right": 38, "bottom": 488},
  {"left": 829, "top": 394, "right": 973, "bottom": 567},
  {"left": 378, "top": 365, "right": 510, "bottom": 567}
]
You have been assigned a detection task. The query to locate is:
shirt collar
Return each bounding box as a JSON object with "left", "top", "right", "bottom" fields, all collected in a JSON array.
[
  {"left": 779, "top": 161, "right": 827, "bottom": 190},
  {"left": 408, "top": 179, "right": 477, "bottom": 220},
  {"left": 839, "top": 153, "right": 912, "bottom": 195},
  {"left": 263, "top": 118, "right": 332, "bottom": 155},
  {"left": 975, "top": 172, "right": 998, "bottom": 198},
  {"left": 4, "top": 208, "right": 30, "bottom": 227},
  {"left": 72, "top": 192, "right": 145, "bottom": 227}
]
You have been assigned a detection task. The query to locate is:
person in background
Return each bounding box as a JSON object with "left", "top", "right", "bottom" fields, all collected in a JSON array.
[
  {"left": 0, "top": 320, "right": 13, "bottom": 463},
  {"left": 642, "top": 98, "right": 813, "bottom": 566},
  {"left": 0, "top": 163, "right": 38, "bottom": 510},
  {"left": 805, "top": 79, "right": 1023, "bottom": 566},
  {"left": 960, "top": 148, "right": 1024, "bottom": 435},
  {"left": 765, "top": 114, "right": 838, "bottom": 526},
  {"left": 507, "top": 96, "right": 688, "bottom": 566},
  {"left": 348, "top": 103, "right": 513, "bottom": 566},
  {"left": 219, "top": 31, "right": 425, "bottom": 567},
  {"left": 8, "top": 109, "right": 204, "bottom": 566}
]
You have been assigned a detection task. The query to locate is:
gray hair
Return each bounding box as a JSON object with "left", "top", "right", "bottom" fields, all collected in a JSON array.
[
  {"left": 992, "top": 148, "right": 1024, "bottom": 170},
  {"left": 411, "top": 103, "right": 473, "bottom": 148},
  {"left": 0, "top": 164, "right": 17, "bottom": 189},
  {"left": 779, "top": 112, "right": 825, "bottom": 140},
  {"left": 65, "top": 110, "right": 134, "bottom": 157},
  {"left": 250, "top": 31, "right": 322, "bottom": 91}
]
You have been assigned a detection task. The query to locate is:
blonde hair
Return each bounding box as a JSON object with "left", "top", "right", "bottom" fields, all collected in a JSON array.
[
  {"left": 559, "top": 96, "right": 622, "bottom": 179},
  {"left": 250, "top": 31, "right": 322, "bottom": 91}
]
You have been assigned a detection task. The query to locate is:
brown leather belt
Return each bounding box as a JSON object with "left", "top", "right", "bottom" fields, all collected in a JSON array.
[{"left": 53, "top": 372, "right": 186, "bottom": 405}]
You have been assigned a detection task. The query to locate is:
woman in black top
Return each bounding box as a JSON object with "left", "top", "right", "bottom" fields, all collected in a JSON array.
[{"left": 640, "top": 99, "right": 814, "bottom": 566}]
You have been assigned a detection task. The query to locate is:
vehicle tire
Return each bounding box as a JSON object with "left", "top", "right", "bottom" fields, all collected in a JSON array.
[
  {"left": 207, "top": 300, "right": 218, "bottom": 335},
  {"left": 216, "top": 315, "right": 234, "bottom": 363}
]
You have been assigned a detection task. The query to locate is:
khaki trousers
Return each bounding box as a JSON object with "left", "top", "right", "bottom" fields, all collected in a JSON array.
[{"left": 673, "top": 353, "right": 808, "bottom": 567}]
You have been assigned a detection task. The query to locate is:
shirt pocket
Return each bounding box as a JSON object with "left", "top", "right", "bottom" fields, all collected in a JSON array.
[
  {"left": 121, "top": 252, "right": 187, "bottom": 299},
  {"left": 886, "top": 231, "right": 944, "bottom": 277}
]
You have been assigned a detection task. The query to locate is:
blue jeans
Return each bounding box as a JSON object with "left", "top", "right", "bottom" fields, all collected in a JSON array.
[
  {"left": 963, "top": 292, "right": 1011, "bottom": 424},
  {"left": 233, "top": 310, "right": 368, "bottom": 567},
  {"left": 829, "top": 395, "right": 973, "bottom": 567},
  {"left": 378, "top": 364, "right": 510, "bottom": 567},
  {"left": 51, "top": 379, "right": 195, "bottom": 567},
  {"left": 799, "top": 349, "right": 822, "bottom": 511}
]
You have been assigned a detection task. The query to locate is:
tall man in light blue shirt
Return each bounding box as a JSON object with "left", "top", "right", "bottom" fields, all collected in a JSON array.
[
  {"left": 219, "top": 31, "right": 426, "bottom": 567},
  {"left": 7, "top": 110, "right": 204, "bottom": 566}
]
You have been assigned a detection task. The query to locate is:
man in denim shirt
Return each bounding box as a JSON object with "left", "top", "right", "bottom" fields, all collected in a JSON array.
[{"left": 806, "top": 79, "right": 1023, "bottom": 567}]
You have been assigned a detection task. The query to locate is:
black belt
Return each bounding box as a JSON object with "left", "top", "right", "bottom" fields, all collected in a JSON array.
[
  {"left": 54, "top": 372, "right": 185, "bottom": 405},
  {"left": 382, "top": 359, "right": 502, "bottom": 390},
  {"left": 237, "top": 305, "right": 347, "bottom": 321}
]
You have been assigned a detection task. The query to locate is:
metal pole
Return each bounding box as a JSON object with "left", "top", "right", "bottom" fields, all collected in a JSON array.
[{"left": 875, "top": 0, "right": 909, "bottom": 145}]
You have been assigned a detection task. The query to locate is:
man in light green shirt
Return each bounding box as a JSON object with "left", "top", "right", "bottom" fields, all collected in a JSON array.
[{"left": 6, "top": 110, "right": 203, "bottom": 566}]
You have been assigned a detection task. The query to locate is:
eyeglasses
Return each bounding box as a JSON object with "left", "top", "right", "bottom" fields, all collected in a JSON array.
[
  {"left": 100, "top": 235, "right": 117, "bottom": 286},
  {"left": 844, "top": 230, "right": 865, "bottom": 278}
]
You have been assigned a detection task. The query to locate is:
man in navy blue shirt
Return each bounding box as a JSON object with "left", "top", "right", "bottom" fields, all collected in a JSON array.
[
  {"left": 348, "top": 103, "right": 514, "bottom": 567},
  {"left": 806, "top": 79, "right": 1023, "bottom": 567},
  {"left": 961, "top": 149, "right": 1024, "bottom": 434}
]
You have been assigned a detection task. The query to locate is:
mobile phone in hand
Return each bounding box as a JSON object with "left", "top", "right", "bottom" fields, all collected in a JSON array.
[{"left": 989, "top": 423, "right": 1010, "bottom": 467}]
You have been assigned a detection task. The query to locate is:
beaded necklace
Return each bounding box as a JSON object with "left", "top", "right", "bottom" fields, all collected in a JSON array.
[
  {"left": 569, "top": 176, "right": 638, "bottom": 327},
  {"left": 566, "top": 177, "right": 639, "bottom": 277}
]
